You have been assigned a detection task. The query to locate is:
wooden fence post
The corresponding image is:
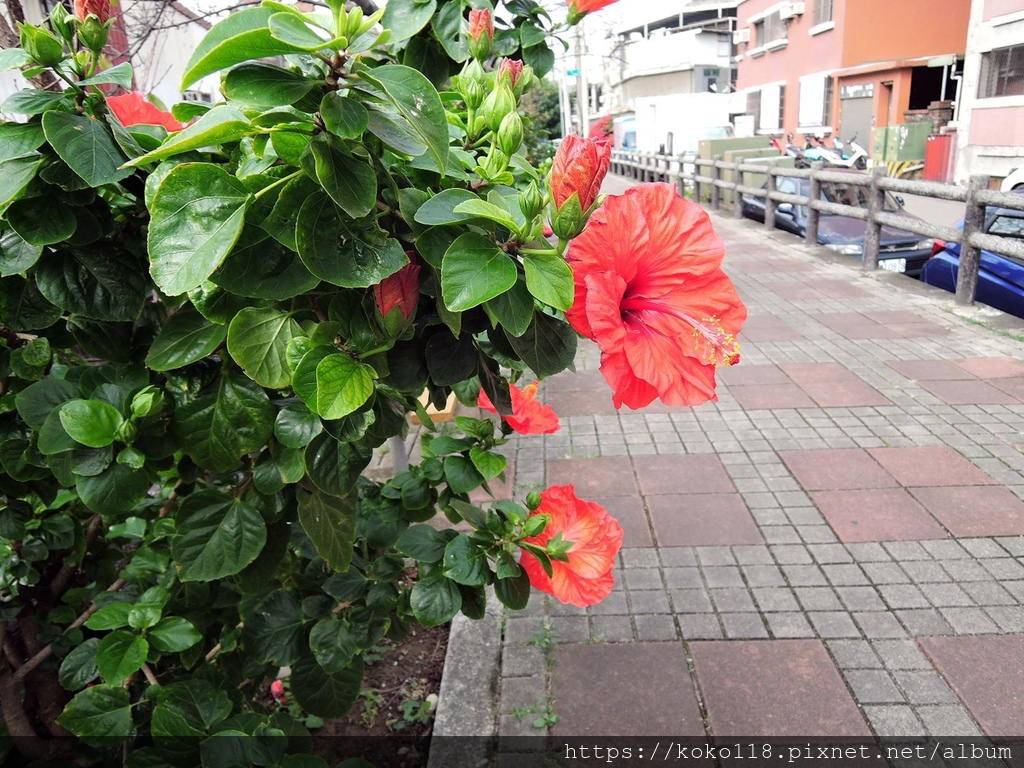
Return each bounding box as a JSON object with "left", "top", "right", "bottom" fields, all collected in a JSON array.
[
  {"left": 764, "top": 169, "right": 777, "bottom": 231},
  {"left": 805, "top": 161, "right": 823, "bottom": 247},
  {"left": 711, "top": 156, "right": 721, "bottom": 211},
  {"left": 733, "top": 161, "right": 744, "bottom": 218},
  {"left": 956, "top": 175, "right": 989, "bottom": 306},
  {"left": 862, "top": 165, "right": 886, "bottom": 271}
]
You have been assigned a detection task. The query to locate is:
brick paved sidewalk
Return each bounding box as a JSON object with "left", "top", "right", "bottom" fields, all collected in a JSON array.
[{"left": 492, "top": 174, "right": 1024, "bottom": 743}]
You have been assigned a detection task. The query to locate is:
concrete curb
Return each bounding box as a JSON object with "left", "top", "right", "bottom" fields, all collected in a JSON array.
[{"left": 427, "top": 600, "right": 502, "bottom": 768}]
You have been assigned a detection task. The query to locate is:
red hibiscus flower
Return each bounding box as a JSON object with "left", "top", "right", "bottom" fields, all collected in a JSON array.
[
  {"left": 478, "top": 380, "right": 560, "bottom": 434},
  {"left": 519, "top": 485, "right": 623, "bottom": 607},
  {"left": 551, "top": 134, "right": 612, "bottom": 213},
  {"left": 568, "top": 0, "right": 619, "bottom": 20},
  {"left": 566, "top": 183, "right": 746, "bottom": 410},
  {"left": 106, "top": 92, "right": 184, "bottom": 132},
  {"left": 374, "top": 261, "right": 421, "bottom": 321},
  {"left": 498, "top": 58, "right": 524, "bottom": 88},
  {"left": 74, "top": 0, "right": 110, "bottom": 22}
]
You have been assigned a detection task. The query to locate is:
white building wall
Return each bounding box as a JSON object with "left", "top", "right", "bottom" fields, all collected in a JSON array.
[{"left": 634, "top": 92, "right": 734, "bottom": 153}]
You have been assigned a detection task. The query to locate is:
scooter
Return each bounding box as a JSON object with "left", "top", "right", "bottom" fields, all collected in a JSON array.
[
  {"left": 816, "top": 134, "right": 868, "bottom": 170},
  {"left": 772, "top": 132, "right": 809, "bottom": 167},
  {"left": 802, "top": 134, "right": 831, "bottom": 166}
]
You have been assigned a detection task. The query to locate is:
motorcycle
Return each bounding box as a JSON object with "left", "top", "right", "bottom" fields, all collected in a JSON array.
[
  {"left": 772, "top": 132, "right": 809, "bottom": 168},
  {"left": 815, "top": 134, "right": 869, "bottom": 170}
]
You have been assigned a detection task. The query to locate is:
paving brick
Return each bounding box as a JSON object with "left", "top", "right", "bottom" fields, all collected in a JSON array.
[
  {"left": 691, "top": 639, "right": 871, "bottom": 736},
  {"left": 702, "top": 565, "right": 745, "bottom": 588},
  {"left": 752, "top": 587, "right": 801, "bottom": 613},
  {"left": 633, "top": 454, "right": 734, "bottom": 495},
  {"left": 827, "top": 638, "right": 883, "bottom": 668},
  {"left": 659, "top": 547, "right": 697, "bottom": 567},
  {"left": 590, "top": 615, "right": 635, "bottom": 643},
  {"left": 879, "top": 583, "right": 931, "bottom": 609},
  {"left": 938, "top": 607, "right": 1000, "bottom": 635},
  {"left": 546, "top": 457, "right": 638, "bottom": 497},
  {"left": 647, "top": 493, "right": 764, "bottom": 547},
  {"left": 863, "top": 705, "right": 924, "bottom": 738},
  {"left": 503, "top": 645, "right": 547, "bottom": 678},
  {"left": 836, "top": 586, "right": 886, "bottom": 612},
  {"left": 893, "top": 671, "right": 958, "bottom": 705},
  {"left": 896, "top": 609, "right": 954, "bottom": 636},
  {"left": 780, "top": 448, "right": 898, "bottom": 491},
  {"left": 623, "top": 568, "right": 664, "bottom": 590},
  {"left": 628, "top": 590, "right": 671, "bottom": 614},
  {"left": 910, "top": 487, "right": 1024, "bottom": 538},
  {"left": 551, "top": 616, "right": 590, "bottom": 643},
  {"left": 808, "top": 611, "right": 862, "bottom": 638},
  {"left": 678, "top": 613, "right": 723, "bottom": 640},
  {"left": 589, "top": 591, "right": 630, "bottom": 616},
  {"left": 710, "top": 588, "right": 757, "bottom": 612},
  {"left": 742, "top": 564, "right": 787, "bottom": 586},
  {"left": 814, "top": 489, "right": 948, "bottom": 542},
  {"left": 721, "top": 613, "right": 769, "bottom": 639},
  {"left": 868, "top": 446, "right": 997, "bottom": 487},
  {"left": 597, "top": 496, "right": 655, "bottom": 548},
  {"left": 920, "top": 583, "right": 974, "bottom": 608},
  {"left": 916, "top": 705, "right": 984, "bottom": 737},
  {"left": 634, "top": 614, "right": 679, "bottom": 641},
  {"left": 795, "top": 586, "right": 843, "bottom": 611},
  {"left": 872, "top": 639, "right": 933, "bottom": 670},
  {"left": 845, "top": 669, "right": 906, "bottom": 704}
]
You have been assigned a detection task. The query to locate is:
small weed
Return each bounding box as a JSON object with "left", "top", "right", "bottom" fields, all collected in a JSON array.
[
  {"left": 530, "top": 619, "right": 556, "bottom": 650},
  {"left": 359, "top": 689, "right": 385, "bottom": 728},
  {"left": 532, "top": 700, "right": 559, "bottom": 729}
]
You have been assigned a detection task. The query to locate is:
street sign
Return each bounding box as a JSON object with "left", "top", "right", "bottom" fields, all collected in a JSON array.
[{"left": 566, "top": 69, "right": 581, "bottom": 77}]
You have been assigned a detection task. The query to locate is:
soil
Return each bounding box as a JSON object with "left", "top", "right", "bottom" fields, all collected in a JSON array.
[{"left": 312, "top": 623, "right": 450, "bottom": 768}]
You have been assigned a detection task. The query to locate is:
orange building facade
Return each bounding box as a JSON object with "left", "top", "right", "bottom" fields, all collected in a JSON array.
[{"left": 734, "top": 0, "right": 971, "bottom": 152}]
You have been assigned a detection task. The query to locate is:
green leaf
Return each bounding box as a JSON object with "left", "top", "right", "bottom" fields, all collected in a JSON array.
[
  {"left": 431, "top": 1, "right": 469, "bottom": 62},
  {"left": 15, "top": 378, "right": 78, "bottom": 430},
  {"left": 41, "top": 112, "right": 131, "bottom": 187},
  {"left": 2, "top": 88, "right": 70, "bottom": 116},
  {"left": 149, "top": 617, "right": 203, "bottom": 653},
  {"left": 296, "top": 191, "right": 408, "bottom": 288},
  {"left": 359, "top": 64, "right": 449, "bottom": 173},
  {"left": 522, "top": 40, "right": 555, "bottom": 77},
  {"left": 171, "top": 490, "right": 267, "bottom": 581},
  {"left": 274, "top": 402, "right": 323, "bottom": 448},
  {"left": 4, "top": 195, "right": 76, "bottom": 245},
  {"left": 244, "top": 590, "right": 305, "bottom": 665},
  {"left": 84, "top": 602, "right": 132, "bottom": 631},
  {"left": 396, "top": 525, "right": 453, "bottom": 564},
  {"left": 290, "top": 656, "right": 364, "bottom": 718},
  {"left": 154, "top": 680, "right": 232, "bottom": 734},
  {"left": 494, "top": 569, "right": 531, "bottom": 610},
  {"left": 443, "top": 534, "right": 491, "bottom": 586},
  {"left": 181, "top": 7, "right": 309, "bottom": 89},
  {"left": 298, "top": 488, "right": 357, "bottom": 573},
  {"left": 0, "top": 155, "right": 43, "bottom": 213},
  {"left": 227, "top": 307, "right": 303, "bottom": 389},
  {"left": 524, "top": 252, "right": 575, "bottom": 311},
  {"left": 443, "top": 455, "right": 484, "bottom": 495},
  {"left": 59, "top": 399, "right": 124, "bottom": 448},
  {"left": 146, "top": 305, "right": 227, "bottom": 371},
  {"left": 441, "top": 233, "right": 517, "bottom": 311},
  {"left": 175, "top": 366, "right": 275, "bottom": 472},
  {"left": 508, "top": 311, "right": 578, "bottom": 377},
  {"left": 304, "top": 432, "right": 371, "bottom": 497},
  {"left": 410, "top": 571, "right": 462, "bottom": 627},
  {"left": 96, "top": 630, "right": 148, "bottom": 685},
  {"left": 485, "top": 279, "right": 534, "bottom": 338},
  {"left": 35, "top": 248, "right": 146, "bottom": 322},
  {"left": 78, "top": 61, "right": 134, "bottom": 88},
  {"left": 127, "top": 106, "right": 251, "bottom": 166},
  {"left": 313, "top": 352, "right": 375, "bottom": 420},
  {"left": 470, "top": 446, "right": 507, "bottom": 480},
  {"left": 128, "top": 586, "right": 169, "bottom": 630},
  {"left": 413, "top": 188, "right": 479, "bottom": 226},
  {"left": 57, "top": 685, "right": 133, "bottom": 746},
  {"left": 308, "top": 617, "right": 358, "bottom": 673},
  {"left": 58, "top": 638, "right": 100, "bottom": 692},
  {"left": 268, "top": 11, "right": 339, "bottom": 50},
  {"left": 76, "top": 463, "right": 152, "bottom": 515},
  {"left": 452, "top": 199, "right": 520, "bottom": 233},
  {"left": 149, "top": 163, "right": 250, "bottom": 296},
  {"left": 320, "top": 92, "right": 369, "bottom": 140},
  {"left": 382, "top": 0, "right": 437, "bottom": 42},
  {"left": 223, "top": 62, "right": 315, "bottom": 106},
  {"left": 212, "top": 226, "right": 320, "bottom": 300},
  {"left": 0, "top": 122, "right": 45, "bottom": 163},
  {"left": 0, "top": 227, "right": 43, "bottom": 276},
  {"left": 0, "top": 47, "right": 31, "bottom": 70},
  {"left": 307, "top": 137, "right": 376, "bottom": 218}
]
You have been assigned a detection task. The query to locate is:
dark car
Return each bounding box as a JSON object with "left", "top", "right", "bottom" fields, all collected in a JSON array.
[
  {"left": 921, "top": 204, "right": 1024, "bottom": 320},
  {"left": 741, "top": 174, "right": 935, "bottom": 277}
]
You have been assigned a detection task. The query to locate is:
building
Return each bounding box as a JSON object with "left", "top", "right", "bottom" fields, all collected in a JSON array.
[
  {"left": 734, "top": 0, "right": 970, "bottom": 154},
  {"left": 953, "top": 0, "right": 1024, "bottom": 184},
  {"left": 601, "top": 0, "right": 739, "bottom": 152}
]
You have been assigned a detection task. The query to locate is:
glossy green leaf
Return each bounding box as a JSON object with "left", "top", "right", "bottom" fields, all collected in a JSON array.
[
  {"left": 41, "top": 112, "right": 131, "bottom": 187},
  {"left": 35, "top": 248, "right": 146, "bottom": 322},
  {"left": 524, "top": 252, "right": 575, "bottom": 311},
  {"left": 485, "top": 279, "right": 534, "bottom": 338},
  {"left": 59, "top": 399, "right": 124, "bottom": 448},
  {"left": 396, "top": 525, "right": 453, "bottom": 564},
  {"left": 452, "top": 199, "right": 520, "bottom": 233},
  {"left": 304, "top": 432, "right": 371, "bottom": 497},
  {"left": 181, "top": 7, "right": 308, "bottom": 88},
  {"left": 297, "top": 488, "right": 357, "bottom": 572},
  {"left": 290, "top": 656, "right": 364, "bottom": 718},
  {"left": 469, "top": 446, "right": 507, "bottom": 480},
  {"left": 128, "top": 586, "right": 169, "bottom": 630},
  {"left": 148, "top": 163, "right": 250, "bottom": 296},
  {"left": 149, "top": 617, "right": 203, "bottom": 653},
  {"left": 172, "top": 491, "right": 267, "bottom": 581},
  {"left": 274, "top": 402, "right": 323, "bottom": 448},
  {"left": 223, "top": 62, "right": 315, "bottom": 106},
  {"left": 78, "top": 61, "right": 134, "bottom": 88},
  {"left": 410, "top": 571, "right": 461, "bottom": 627},
  {"left": 443, "top": 455, "right": 484, "bottom": 495},
  {"left": 96, "top": 630, "right": 148, "bottom": 685},
  {"left": 382, "top": 0, "right": 437, "bottom": 42},
  {"left": 314, "top": 353, "right": 375, "bottom": 420},
  {"left": 84, "top": 603, "right": 132, "bottom": 631},
  {"left": 508, "top": 311, "right": 578, "bottom": 377},
  {"left": 494, "top": 569, "right": 531, "bottom": 610},
  {"left": 244, "top": 591, "right": 305, "bottom": 666},
  {"left": 307, "top": 137, "right": 376, "bottom": 218},
  {"left": 57, "top": 685, "right": 133, "bottom": 746},
  {"left": 0, "top": 122, "right": 45, "bottom": 163},
  {"left": 441, "top": 233, "right": 517, "bottom": 311},
  {"left": 211, "top": 226, "right": 320, "bottom": 300},
  {"left": 146, "top": 305, "right": 227, "bottom": 371},
  {"left": 175, "top": 366, "right": 275, "bottom": 472},
  {"left": 308, "top": 617, "right": 358, "bottom": 674},
  {"left": 442, "top": 534, "right": 490, "bottom": 586},
  {"left": 320, "top": 92, "right": 369, "bottom": 140},
  {"left": 5, "top": 195, "right": 76, "bottom": 245},
  {"left": 268, "top": 11, "right": 339, "bottom": 50},
  {"left": 0, "top": 228, "right": 42, "bottom": 276},
  {"left": 127, "top": 106, "right": 250, "bottom": 167},
  {"left": 15, "top": 378, "right": 78, "bottom": 430},
  {"left": 58, "top": 638, "right": 100, "bottom": 692},
  {"left": 413, "top": 188, "right": 479, "bottom": 226},
  {"left": 0, "top": 155, "right": 43, "bottom": 212},
  {"left": 226, "top": 307, "right": 303, "bottom": 389},
  {"left": 2, "top": 88, "right": 70, "bottom": 116}
]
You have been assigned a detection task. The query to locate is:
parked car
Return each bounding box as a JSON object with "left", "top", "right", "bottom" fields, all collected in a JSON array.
[
  {"left": 920, "top": 204, "right": 1024, "bottom": 319},
  {"left": 741, "top": 173, "right": 935, "bottom": 276},
  {"left": 1001, "top": 167, "right": 1024, "bottom": 192}
]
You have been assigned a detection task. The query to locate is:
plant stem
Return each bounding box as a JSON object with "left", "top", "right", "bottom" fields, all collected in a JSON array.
[{"left": 252, "top": 170, "right": 304, "bottom": 201}]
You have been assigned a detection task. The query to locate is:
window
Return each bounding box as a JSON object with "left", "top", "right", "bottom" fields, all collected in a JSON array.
[
  {"left": 747, "top": 90, "right": 761, "bottom": 132},
  {"left": 979, "top": 45, "right": 1024, "bottom": 98},
  {"left": 988, "top": 214, "right": 1024, "bottom": 239},
  {"left": 822, "top": 76, "right": 834, "bottom": 126},
  {"left": 753, "top": 20, "right": 765, "bottom": 47},
  {"left": 812, "top": 0, "right": 833, "bottom": 26},
  {"left": 764, "top": 12, "right": 787, "bottom": 44},
  {"left": 778, "top": 85, "right": 786, "bottom": 130}
]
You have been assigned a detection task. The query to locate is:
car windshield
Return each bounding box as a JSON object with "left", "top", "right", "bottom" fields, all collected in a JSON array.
[
  {"left": 819, "top": 182, "right": 901, "bottom": 212},
  {"left": 988, "top": 214, "right": 1024, "bottom": 240}
]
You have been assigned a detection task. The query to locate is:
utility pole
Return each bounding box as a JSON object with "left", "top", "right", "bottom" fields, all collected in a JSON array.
[{"left": 574, "top": 20, "right": 589, "bottom": 135}]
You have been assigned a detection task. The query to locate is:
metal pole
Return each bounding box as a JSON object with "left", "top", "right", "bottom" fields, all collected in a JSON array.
[
  {"left": 862, "top": 165, "right": 886, "bottom": 271},
  {"left": 389, "top": 435, "right": 408, "bottom": 473},
  {"left": 764, "top": 169, "right": 777, "bottom": 231},
  {"left": 574, "top": 22, "right": 589, "bottom": 136},
  {"left": 733, "top": 161, "right": 744, "bottom": 218},
  {"left": 805, "top": 161, "right": 823, "bottom": 246},
  {"left": 711, "top": 155, "right": 721, "bottom": 210},
  {"left": 956, "top": 174, "right": 989, "bottom": 306}
]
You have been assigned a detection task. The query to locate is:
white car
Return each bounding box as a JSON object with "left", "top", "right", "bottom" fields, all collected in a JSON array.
[{"left": 1001, "top": 167, "right": 1024, "bottom": 192}]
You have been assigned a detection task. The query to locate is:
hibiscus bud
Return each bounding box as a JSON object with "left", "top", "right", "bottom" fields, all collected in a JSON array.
[
  {"left": 344, "top": 6, "right": 364, "bottom": 39},
  {"left": 484, "top": 148, "right": 509, "bottom": 177},
  {"left": 374, "top": 261, "right": 421, "bottom": 335},
  {"left": 548, "top": 134, "right": 612, "bottom": 238},
  {"left": 49, "top": 4, "right": 74, "bottom": 45},
  {"left": 19, "top": 23, "right": 64, "bottom": 68},
  {"left": 497, "top": 112, "right": 524, "bottom": 156},
  {"left": 74, "top": 0, "right": 110, "bottom": 23},
  {"left": 519, "top": 182, "right": 544, "bottom": 221},
  {"left": 523, "top": 513, "right": 548, "bottom": 537},
  {"left": 513, "top": 65, "right": 535, "bottom": 99},
  {"left": 463, "top": 79, "right": 484, "bottom": 110},
  {"left": 77, "top": 14, "right": 110, "bottom": 53},
  {"left": 467, "top": 9, "right": 493, "bottom": 61},
  {"left": 567, "top": 0, "right": 619, "bottom": 25},
  {"left": 526, "top": 491, "right": 542, "bottom": 510},
  {"left": 482, "top": 83, "right": 516, "bottom": 133},
  {"left": 497, "top": 58, "right": 524, "bottom": 89}
]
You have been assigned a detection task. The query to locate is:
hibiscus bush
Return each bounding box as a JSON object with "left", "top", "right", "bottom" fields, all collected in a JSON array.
[{"left": 0, "top": 0, "right": 744, "bottom": 764}]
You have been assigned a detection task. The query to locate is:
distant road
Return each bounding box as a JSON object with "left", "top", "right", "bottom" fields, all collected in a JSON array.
[{"left": 898, "top": 193, "right": 966, "bottom": 230}]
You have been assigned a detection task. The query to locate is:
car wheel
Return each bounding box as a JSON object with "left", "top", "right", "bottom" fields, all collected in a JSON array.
[
  {"left": 855, "top": 157, "right": 867, "bottom": 170},
  {"left": 1015, "top": 184, "right": 1024, "bottom": 192}
]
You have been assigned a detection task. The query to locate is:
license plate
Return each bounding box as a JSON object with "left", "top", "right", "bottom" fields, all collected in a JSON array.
[{"left": 880, "top": 258, "right": 907, "bottom": 273}]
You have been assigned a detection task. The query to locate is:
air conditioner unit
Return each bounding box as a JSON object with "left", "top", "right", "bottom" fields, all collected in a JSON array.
[
  {"left": 732, "top": 28, "right": 750, "bottom": 44},
  {"left": 779, "top": 1, "right": 805, "bottom": 19}
]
